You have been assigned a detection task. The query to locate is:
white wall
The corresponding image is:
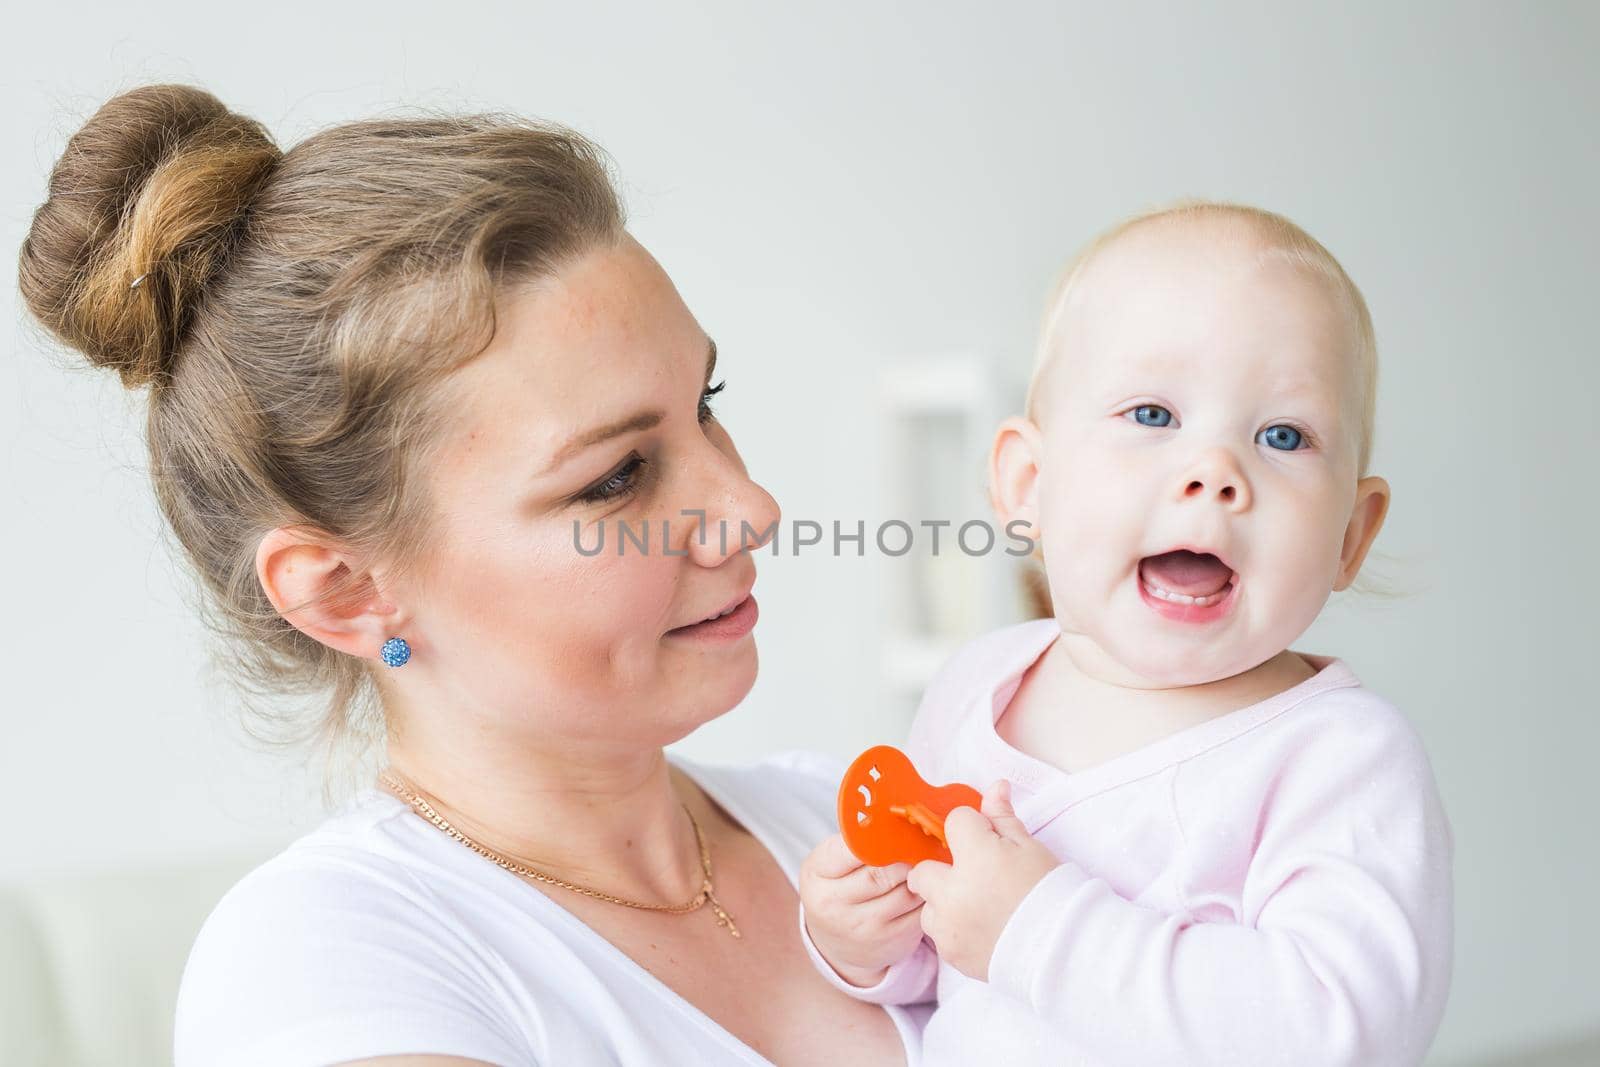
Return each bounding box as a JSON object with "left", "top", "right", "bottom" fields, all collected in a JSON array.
[{"left": 4, "top": 2, "right": 1596, "bottom": 1062}]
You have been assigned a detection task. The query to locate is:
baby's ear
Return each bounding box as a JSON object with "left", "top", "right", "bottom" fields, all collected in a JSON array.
[
  {"left": 1333, "top": 475, "right": 1392, "bottom": 591},
  {"left": 988, "top": 416, "right": 1045, "bottom": 540}
]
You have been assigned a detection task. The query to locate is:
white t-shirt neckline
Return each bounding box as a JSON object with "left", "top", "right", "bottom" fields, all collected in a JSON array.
[{"left": 355, "top": 751, "right": 919, "bottom": 1064}]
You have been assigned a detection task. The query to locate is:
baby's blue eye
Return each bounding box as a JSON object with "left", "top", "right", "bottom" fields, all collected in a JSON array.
[
  {"left": 1259, "top": 424, "right": 1304, "bottom": 451},
  {"left": 1130, "top": 404, "right": 1172, "bottom": 427}
]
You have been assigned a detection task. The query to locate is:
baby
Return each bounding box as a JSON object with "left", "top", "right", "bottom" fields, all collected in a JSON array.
[{"left": 798, "top": 201, "right": 1454, "bottom": 1066}]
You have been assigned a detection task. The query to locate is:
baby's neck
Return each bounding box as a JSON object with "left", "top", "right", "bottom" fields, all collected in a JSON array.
[{"left": 995, "top": 639, "right": 1316, "bottom": 776}]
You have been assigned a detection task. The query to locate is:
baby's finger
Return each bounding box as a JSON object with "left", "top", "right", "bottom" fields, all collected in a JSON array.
[
  {"left": 943, "top": 805, "right": 997, "bottom": 861},
  {"left": 851, "top": 861, "right": 912, "bottom": 897},
  {"left": 906, "top": 858, "right": 951, "bottom": 900},
  {"left": 826, "top": 860, "right": 911, "bottom": 904},
  {"left": 876, "top": 902, "right": 927, "bottom": 943},
  {"left": 863, "top": 883, "right": 924, "bottom": 922},
  {"left": 805, "top": 833, "right": 866, "bottom": 880}
]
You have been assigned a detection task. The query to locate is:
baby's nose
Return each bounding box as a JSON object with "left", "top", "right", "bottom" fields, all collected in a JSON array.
[{"left": 1178, "top": 450, "right": 1251, "bottom": 510}]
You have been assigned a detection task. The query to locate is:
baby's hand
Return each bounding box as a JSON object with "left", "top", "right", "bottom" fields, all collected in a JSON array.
[
  {"left": 799, "top": 833, "right": 926, "bottom": 988},
  {"left": 906, "top": 779, "right": 1061, "bottom": 981}
]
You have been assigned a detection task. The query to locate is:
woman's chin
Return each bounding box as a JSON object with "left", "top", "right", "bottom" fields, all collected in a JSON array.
[{"left": 658, "top": 655, "right": 759, "bottom": 740}]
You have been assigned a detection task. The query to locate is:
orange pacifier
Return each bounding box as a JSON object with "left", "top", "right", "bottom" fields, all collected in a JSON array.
[{"left": 837, "top": 745, "right": 983, "bottom": 866}]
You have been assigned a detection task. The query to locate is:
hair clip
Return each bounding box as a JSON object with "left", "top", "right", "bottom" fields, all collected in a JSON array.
[{"left": 129, "top": 273, "right": 148, "bottom": 291}]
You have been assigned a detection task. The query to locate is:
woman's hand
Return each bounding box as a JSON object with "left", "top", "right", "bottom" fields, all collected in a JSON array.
[
  {"left": 906, "top": 779, "right": 1061, "bottom": 981},
  {"left": 799, "top": 834, "right": 927, "bottom": 988}
]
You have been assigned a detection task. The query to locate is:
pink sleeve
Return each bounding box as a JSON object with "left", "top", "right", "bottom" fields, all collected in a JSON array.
[
  {"left": 986, "top": 707, "right": 1454, "bottom": 1067},
  {"left": 796, "top": 901, "right": 939, "bottom": 1005}
]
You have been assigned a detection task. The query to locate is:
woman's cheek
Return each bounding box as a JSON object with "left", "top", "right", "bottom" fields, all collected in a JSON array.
[{"left": 585, "top": 539, "right": 681, "bottom": 632}]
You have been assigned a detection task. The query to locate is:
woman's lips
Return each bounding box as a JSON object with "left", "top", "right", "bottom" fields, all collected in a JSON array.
[{"left": 665, "top": 593, "right": 758, "bottom": 641}]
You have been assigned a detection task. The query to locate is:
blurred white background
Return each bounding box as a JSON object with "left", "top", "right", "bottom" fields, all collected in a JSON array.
[{"left": 3, "top": 2, "right": 1597, "bottom": 1064}]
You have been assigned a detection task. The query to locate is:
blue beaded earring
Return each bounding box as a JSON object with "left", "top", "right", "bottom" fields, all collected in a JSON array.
[{"left": 380, "top": 636, "right": 411, "bottom": 668}]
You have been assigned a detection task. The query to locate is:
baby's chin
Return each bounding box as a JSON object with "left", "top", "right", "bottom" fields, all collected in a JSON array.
[
  {"left": 1048, "top": 571, "right": 1301, "bottom": 688},
  {"left": 1122, "top": 650, "right": 1274, "bottom": 690},
  {"left": 1095, "top": 613, "right": 1283, "bottom": 690}
]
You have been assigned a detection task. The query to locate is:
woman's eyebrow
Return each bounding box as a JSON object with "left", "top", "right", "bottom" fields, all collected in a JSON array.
[
  {"left": 543, "top": 411, "right": 664, "bottom": 475},
  {"left": 540, "top": 337, "right": 718, "bottom": 476}
]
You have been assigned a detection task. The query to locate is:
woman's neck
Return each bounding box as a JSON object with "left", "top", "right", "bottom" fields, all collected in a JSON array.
[{"left": 381, "top": 729, "right": 708, "bottom": 904}]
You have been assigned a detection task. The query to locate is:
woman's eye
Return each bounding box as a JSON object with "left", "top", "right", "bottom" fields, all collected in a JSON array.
[
  {"left": 577, "top": 453, "right": 646, "bottom": 503},
  {"left": 574, "top": 381, "right": 724, "bottom": 506},
  {"left": 699, "top": 379, "right": 726, "bottom": 425},
  {"left": 1259, "top": 424, "right": 1306, "bottom": 451},
  {"left": 1128, "top": 404, "right": 1173, "bottom": 428}
]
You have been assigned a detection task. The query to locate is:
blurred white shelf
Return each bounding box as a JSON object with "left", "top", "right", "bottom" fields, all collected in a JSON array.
[
  {"left": 876, "top": 357, "right": 997, "bottom": 412},
  {"left": 876, "top": 354, "right": 1027, "bottom": 700}
]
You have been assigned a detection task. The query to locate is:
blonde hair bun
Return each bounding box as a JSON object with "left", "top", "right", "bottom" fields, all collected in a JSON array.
[{"left": 19, "top": 83, "right": 280, "bottom": 388}]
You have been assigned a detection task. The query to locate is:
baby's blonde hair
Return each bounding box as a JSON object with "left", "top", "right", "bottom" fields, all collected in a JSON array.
[{"left": 1024, "top": 199, "right": 1379, "bottom": 479}]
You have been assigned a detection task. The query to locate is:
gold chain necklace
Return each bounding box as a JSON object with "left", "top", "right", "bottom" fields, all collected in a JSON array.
[{"left": 376, "top": 769, "right": 741, "bottom": 938}]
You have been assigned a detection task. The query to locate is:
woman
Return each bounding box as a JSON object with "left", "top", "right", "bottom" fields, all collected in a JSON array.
[{"left": 19, "top": 84, "right": 925, "bottom": 1065}]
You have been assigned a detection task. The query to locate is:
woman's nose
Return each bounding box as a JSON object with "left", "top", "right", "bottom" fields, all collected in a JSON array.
[
  {"left": 1176, "top": 447, "right": 1252, "bottom": 512},
  {"left": 679, "top": 443, "right": 781, "bottom": 566}
]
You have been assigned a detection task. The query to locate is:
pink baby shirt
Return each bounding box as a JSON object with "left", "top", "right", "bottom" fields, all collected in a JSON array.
[{"left": 799, "top": 617, "right": 1454, "bottom": 1067}]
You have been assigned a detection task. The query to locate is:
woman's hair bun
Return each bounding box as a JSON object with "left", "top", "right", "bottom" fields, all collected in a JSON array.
[{"left": 18, "top": 84, "right": 281, "bottom": 388}]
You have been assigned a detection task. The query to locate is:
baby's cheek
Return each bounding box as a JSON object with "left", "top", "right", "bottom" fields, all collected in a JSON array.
[
  {"left": 1275, "top": 497, "right": 1350, "bottom": 589},
  {"left": 1243, "top": 543, "right": 1340, "bottom": 648}
]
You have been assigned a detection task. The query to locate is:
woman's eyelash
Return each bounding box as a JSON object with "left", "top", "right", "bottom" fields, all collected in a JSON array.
[
  {"left": 699, "top": 379, "right": 726, "bottom": 424},
  {"left": 575, "top": 382, "right": 727, "bottom": 505},
  {"left": 576, "top": 453, "right": 646, "bottom": 504}
]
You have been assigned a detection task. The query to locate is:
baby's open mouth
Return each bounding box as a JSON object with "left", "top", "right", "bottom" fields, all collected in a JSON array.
[{"left": 1139, "top": 549, "right": 1237, "bottom": 607}]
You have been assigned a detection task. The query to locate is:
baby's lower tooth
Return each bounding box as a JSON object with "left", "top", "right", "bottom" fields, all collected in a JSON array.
[{"left": 1145, "top": 578, "right": 1223, "bottom": 606}]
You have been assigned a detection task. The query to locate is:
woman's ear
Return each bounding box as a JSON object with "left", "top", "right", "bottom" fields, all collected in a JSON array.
[
  {"left": 255, "top": 526, "right": 405, "bottom": 659},
  {"left": 1333, "top": 475, "right": 1391, "bottom": 592},
  {"left": 988, "top": 415, "right": 1046, "bottom": 548}
]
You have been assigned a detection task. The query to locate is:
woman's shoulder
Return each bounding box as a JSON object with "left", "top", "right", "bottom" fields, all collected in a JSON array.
[
  {"left": 176, "top": 794, "right": 453, "bottom": 1003},
  {"left": 174, "top": 792, "right": 532, "bottom": 1065},
  {"left": 191, "top": 788, "right": 436, "bottom": 921},
  {"left": 189, "top": 793, "right": 421, "bottom": 914}
]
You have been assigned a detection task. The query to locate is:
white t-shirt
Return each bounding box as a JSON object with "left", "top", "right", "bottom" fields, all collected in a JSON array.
[{"left": 174, "top": 749, "right": 927, "bottom": 1066}]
